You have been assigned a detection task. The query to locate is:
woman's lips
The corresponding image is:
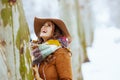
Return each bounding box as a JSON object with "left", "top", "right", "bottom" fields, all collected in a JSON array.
[{"left": 42, "top": 30, "right": 47, "bottom": 33}]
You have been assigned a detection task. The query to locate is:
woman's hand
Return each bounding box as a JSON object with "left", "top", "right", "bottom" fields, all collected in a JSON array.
[
  {"left": 30, "top": 41, "right": 39, "bottom": 50},
  {"left": 30, "top": 41, "right": 39, "bottom": 60},
  {"left": 33, "top": 65, "right": 43, "bottom": 80}
]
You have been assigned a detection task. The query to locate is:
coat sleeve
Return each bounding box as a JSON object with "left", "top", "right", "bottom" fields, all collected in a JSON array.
[{"left": 55, "top": 48, "right": 73, "bottom": 80}]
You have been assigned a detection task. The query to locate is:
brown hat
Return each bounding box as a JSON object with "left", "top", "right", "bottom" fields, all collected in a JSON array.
[{"left": 34, "top": 17, "right": 72, "bottom": 43}]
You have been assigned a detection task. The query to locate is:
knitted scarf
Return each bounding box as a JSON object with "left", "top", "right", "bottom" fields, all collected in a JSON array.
[{"left": 31, "top": 37, "right": 68, "bottom": 65}]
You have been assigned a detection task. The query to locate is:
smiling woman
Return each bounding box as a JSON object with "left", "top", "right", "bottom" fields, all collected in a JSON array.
[
  {"left": 30, "top": 17, "right": 73, "bottom": 80},
  {"left": 39, "top": 21, "right": 55, "bottom": 42}
]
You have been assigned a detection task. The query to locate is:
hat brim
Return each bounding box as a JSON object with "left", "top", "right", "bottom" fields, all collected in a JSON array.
[{"left": 34, "top": 17, "right": 72, "bottom": 43}]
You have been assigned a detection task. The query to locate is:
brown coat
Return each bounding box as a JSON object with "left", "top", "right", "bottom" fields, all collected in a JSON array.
[{"left": 35, "top": 48, "right": 73, "bottom": 80}]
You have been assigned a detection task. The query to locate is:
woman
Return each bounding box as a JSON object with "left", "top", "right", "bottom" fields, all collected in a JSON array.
[{"left": 31, "top": 17, "right": 73, "bottom": 80}]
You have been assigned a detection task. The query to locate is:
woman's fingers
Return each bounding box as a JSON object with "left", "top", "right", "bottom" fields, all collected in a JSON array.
[
  {"left": 31, "top": 48, "right": 40, "bottom": 57},
  {"left": 33, "top": 65, "right": 43, "bottom": 80},
  {"left": 32, "top": 65, "right": 38, "bottom": 71},
  {"left": 30, "top": 43, "right": 39, "bottom": 49}
]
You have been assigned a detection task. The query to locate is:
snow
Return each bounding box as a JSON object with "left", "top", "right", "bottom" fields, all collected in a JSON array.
[
  {"left": 22, "top": 0, "right": 120, "bottom": 80},
  {"left": 82, "top": 26, "right": 120, "bottom": 80}
]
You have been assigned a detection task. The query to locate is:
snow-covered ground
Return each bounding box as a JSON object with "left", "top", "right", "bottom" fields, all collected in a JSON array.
[{"left": 82, "top": 26, "right": 120, "bottom": 80}]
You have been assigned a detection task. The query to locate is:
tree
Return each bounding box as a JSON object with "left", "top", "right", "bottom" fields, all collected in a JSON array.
[
  {"left": 0, "top": 0, "right": 33, "bottom": 80},
  {"left": 59, "top": 0, "right": 93, "bottom": 80}
]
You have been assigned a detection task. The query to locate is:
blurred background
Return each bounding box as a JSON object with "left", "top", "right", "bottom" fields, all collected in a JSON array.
[
  {"left": 22, "top": 0, "right": 120, "bottom": 80},
  {"left": 0, "top": 0, "right": 120, "bottom": 80}
]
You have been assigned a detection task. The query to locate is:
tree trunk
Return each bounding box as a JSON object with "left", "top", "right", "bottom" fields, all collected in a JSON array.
[
  {"left": 0, "top": 0, "right": 33, "bottom": 80},
  {"left": 59, "top": 0, "right": 94, "bottom": 80},
  {"left": 59, "top": 0, "right": 83, "bottom": 80},
  {"left": 75, "top": 0, "right": 93, "bottom": 63}
]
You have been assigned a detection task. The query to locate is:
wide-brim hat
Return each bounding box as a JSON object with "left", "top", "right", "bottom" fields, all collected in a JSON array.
[{"left": 34, "top": 17, "right": 72, "bottom": 43}]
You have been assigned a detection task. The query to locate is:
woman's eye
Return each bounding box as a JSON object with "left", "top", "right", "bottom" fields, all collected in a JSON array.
[
  {"left": 48, "top": 24, "right": 51, "bottom": 27},
  {"left": 42, "top": 25, "right": 44, "bottom": 28}
]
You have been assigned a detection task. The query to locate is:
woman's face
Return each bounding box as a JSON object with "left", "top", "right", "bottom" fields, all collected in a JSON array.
[{"left": 39, "top": 21, "right": 55, "bottom": 41}]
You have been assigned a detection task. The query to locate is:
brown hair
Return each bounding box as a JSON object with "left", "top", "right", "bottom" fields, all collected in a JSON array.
[
  {"left": 37, "top": 22, "right": 63, "bottom": 44},
  {"left": 53, "top": 23, "right": 63, "bottom": 39}
]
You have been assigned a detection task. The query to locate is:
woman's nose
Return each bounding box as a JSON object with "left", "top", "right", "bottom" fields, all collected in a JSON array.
[{"left": 41, "top": 26, "right": 46, "bottom": 30}]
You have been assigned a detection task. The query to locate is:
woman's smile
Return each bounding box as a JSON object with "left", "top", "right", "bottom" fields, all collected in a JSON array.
[
  {"left": 41, "top": 30, "right": 47, "bottom": 33},
  {"left": 39, "top": 21, "right": 55, "bottom": 41}
]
